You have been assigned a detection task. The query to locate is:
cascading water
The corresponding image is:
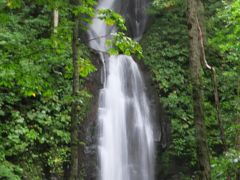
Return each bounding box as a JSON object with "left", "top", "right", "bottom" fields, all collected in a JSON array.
[{"left": 88, "top": 0, "right": 155, "bottom": 180}]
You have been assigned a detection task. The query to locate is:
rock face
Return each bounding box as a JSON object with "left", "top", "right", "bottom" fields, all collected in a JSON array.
[
  {"left": 138, "top": 61, "right": 171, "bottom": 151},
  {"left": 120, "top": 0, "right": 149, "bottom": 39},
  {"left": 84, "top": 52, "right": 102, "bottom": 180}
]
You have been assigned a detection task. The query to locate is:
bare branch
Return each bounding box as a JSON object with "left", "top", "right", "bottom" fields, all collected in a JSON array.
[
  {"left": 196, "top": 17, "right": 212, "bottom": 70},
  {"left": 88, "top": 34, "right": 111, "bottom": 42}
]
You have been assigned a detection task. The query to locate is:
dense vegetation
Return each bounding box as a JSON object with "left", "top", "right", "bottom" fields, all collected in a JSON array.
[
  {"left": 142, "top": 0, "right": 240, "bottom": 179},
  {"left": 0, "top": 0, "right": 239, "bottom": 179},
  {"left": 0, "top": 1, "right": 96, "bottom": 179}
]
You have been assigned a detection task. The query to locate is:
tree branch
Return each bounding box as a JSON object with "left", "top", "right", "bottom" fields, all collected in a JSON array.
[
  {"left": 196, "top": 16, "right": 227, "bottom": 151},
  {"left": 88, "top": 34, "right": 111, "bottom": 42}
]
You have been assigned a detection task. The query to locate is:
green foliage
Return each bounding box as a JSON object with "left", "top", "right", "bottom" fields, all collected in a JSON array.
[
  {"left": 4, "top": 0, "right": 22, "bottom": 9},
  {"left": 1, "top": 0, "right": 239, "bottom": 179},
  {"left": 209, "top": 0, "right": 240, "bottom": 54},
  {"left": 152, "top": 0, "right": 184, "bottom": 10},
  {"left": 211, "top": 149, "right": 240, "bottom": 179},
  {"left": 98, "top": 9, "right": 143, "bottom": 58},
  {"left": 207, "top": 0, "right": 240, "bottom": 148},
  {"left": 98, "top": 9, "right": 127, "bottom": 31},
  {"left": 0, "top": 0, "right": 142, "bottom": 177},
  {"left": 141, "top": 6, "right": 196, "bottom": 170},
  {"left": 79, "top": 57, "right": 97, "bottom": 78},
  {"left": 0, "top": 162, "right": 22, "bottom": 180},
  {"left": 108, "top": 32, "right": 143, "bottom": 58},
  {"left": 72, "top": 0, "right": 96, "bottom": 28},
  {"left": 0, "top": 0, "right": 95, "bottom": 179},
  {"left": 141, "top": 1, "right": 240, "bottom": 179},
  {"left": 142, "top": 0, "right": 240, "bottom": 178}
]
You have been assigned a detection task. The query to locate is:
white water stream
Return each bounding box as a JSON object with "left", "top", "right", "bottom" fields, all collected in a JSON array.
[{"left": 88, "top": 0, "right": 155, "bottom": 180}]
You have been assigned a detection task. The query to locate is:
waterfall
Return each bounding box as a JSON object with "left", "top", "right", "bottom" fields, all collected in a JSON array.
[{"left": 88, "top": 0, "right": 155, "bottom": 180}]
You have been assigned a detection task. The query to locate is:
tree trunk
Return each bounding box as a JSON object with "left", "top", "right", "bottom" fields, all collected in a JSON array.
[
  {"left": 187, "top": 0, "right": 211, "bottom": 179},
  {"left": 236, "top": 117, "right": 240, "bottom": 180},
  {"left": 236, "top": 82, "right": 240, "bottom": 180},
  {"left": 212, "top": 70, "right": 227, "bottom": 152},
  {"left": 70, "top": 0, "right": 80, "bottom": 179},
  {"left": 53, "top": 9, "right": 59, "bottom": 33},
  {"left": 236, "top": 118, "right": 240, "bottom": 151}
]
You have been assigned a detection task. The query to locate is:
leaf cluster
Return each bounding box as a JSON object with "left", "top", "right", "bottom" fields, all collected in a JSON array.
[{"left": 98, "top": 9, "right": 143, "bottom": 58}]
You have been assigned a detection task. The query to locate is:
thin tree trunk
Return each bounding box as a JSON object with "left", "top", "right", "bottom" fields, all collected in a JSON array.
[
  {"left": 236, "top": 81, "right": 240, "bottom": 180},
  {"left": 236, "top": 117, "right": 240, "bottom": 180},
  {"left": 236, "top": 81, "right": 240, "bottom": 150},
  {"left": 53, "top": 9, "right": 59, "bottom": 28},
  {"left": 53, "top": 9, "right": 59, "bottom": 33},
  {"left": 187, "top": 0, "right": 211, "bottom": 179},
  {"left": 52, "top": 9, "right": 59, "bottom": 51},
  {"left": 236, "top": 119, "right": 240, "bottom": 150},
  {"left": 70, "top": 0, "right": 80, "bottom": 179},
  {"left": 212, "top": 70, "right": 227, "bottom": 151}
]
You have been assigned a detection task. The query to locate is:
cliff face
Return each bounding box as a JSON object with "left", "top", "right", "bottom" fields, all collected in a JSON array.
[
  {"left": 138, "top": 60, "right": 171, "bottom": 150},
  {"left": 83, "top": 51, "right": 102, "bottom": 180},
  {"left": 121, "top": 0, "right": 148, "bottom": 38}
]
